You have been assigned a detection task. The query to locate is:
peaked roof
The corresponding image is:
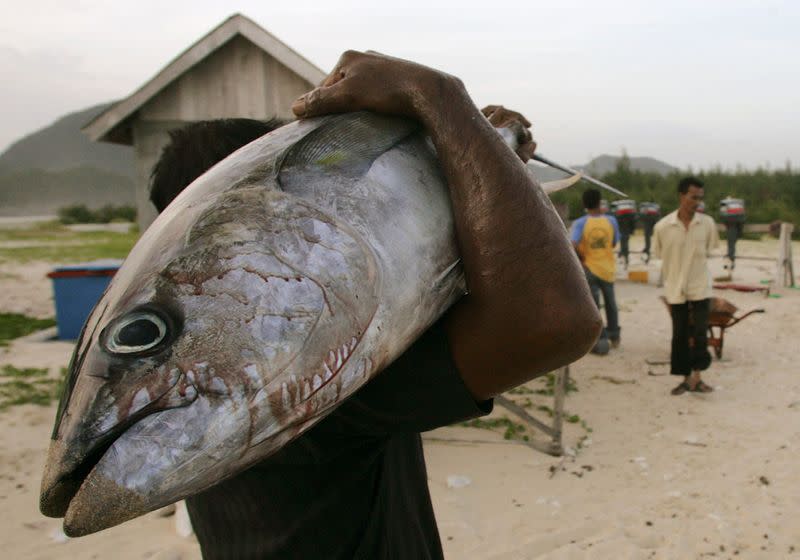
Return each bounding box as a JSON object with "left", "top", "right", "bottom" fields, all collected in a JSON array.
[{"left": 83, "top": 14, "right": 327, "bottom": 144}]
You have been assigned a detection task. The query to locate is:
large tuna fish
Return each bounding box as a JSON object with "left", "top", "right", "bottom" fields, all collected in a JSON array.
[{"left": 39, "top": 112, "right": 585, "bottom": 536}]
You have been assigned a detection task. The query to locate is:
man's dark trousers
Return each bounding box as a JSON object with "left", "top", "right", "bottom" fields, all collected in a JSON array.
[{"left": 669, "top": 299, "right": 712, "bottom": 376}]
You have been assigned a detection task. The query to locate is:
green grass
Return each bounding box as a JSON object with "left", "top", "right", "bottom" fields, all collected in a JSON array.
[
  {"left": 0, "top": 365, "right": 66, "bottom": 411},
  {"left": 0, "top": 313, "right": 56, "bottom": 346},
  {"left": 531, "top": 372, "right": 579, "bottom": 396},
  {"left": 460, "top": 416, "right": 530, "bottom": 441},
  {"left": 0, "top": 222, "right": 138, "bottom": 263},
  {"left": 506, "top": 372, "right": 579, "bottom": 398},
  {"left": 0, "top": 220, "right": 65, "bottom": 241}
]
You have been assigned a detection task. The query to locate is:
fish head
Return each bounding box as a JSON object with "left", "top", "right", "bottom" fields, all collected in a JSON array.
[{"left": 40, "top": 183, "right": 380, "bottom": 536}]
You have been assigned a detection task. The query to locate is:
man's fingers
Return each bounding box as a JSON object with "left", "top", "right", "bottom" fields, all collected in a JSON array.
[
  {"left": 292, "top": 83, "right": 352, "bottom": 118},
  {"left": 516, "top": 141, "right": 537, "bottom": 163},
  {"left": 519, "top": 125, "right": 533, "bottom": 144},
  {"left": 481, "top": 105, "right": 502, "bottom": 119},
  {"left": 318, "top": 49, "right": 363, "bottom": 87},
  {"left": 321, "top": 69, "right": 345, "bottom": 88},
  {"left": 483, "top": 105, "right": 532, "bottom": 129}
]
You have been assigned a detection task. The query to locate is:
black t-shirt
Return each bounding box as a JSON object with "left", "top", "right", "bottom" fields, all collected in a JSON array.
[{"left": 186, "top": 320, "right": 492, "bottom": 559}]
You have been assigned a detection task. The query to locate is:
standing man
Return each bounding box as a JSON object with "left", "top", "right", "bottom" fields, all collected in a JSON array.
[
  {"left": 612, "top": 199, "right": 637, "bottom": 269},
  {"left": 148, "top": 51, "right": 600, "bottom": 559},
  {"left": 653, "top": 176, "right": 720, "bottom": 395},
  {"left": 638, "top": 201, "right": 661, "bottom": 263},
  {"left": 571, "top": 188, "right": 621, "bottom": 354}
]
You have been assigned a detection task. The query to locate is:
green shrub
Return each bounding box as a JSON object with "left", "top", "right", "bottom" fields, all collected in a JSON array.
[
  {"left": 58, "top": 204, "right": 95, "bottom": 224},
  {"left": 58, "top": 204, "right": 137, "bottom": 224}
]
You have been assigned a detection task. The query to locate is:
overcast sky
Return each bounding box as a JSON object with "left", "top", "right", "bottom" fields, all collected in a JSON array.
[{"left": 1, "top": 0, "right": 797, "bottom": 169}]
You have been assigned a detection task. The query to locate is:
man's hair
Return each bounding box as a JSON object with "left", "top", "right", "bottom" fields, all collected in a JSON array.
[
  {"left": 677, "top": 176, "right": 704, "bottom": 195},
  {"left": 582, "top": 188, "right": 601, "bottom": 210},
  {"left": 149, "top": 118, "right": 286, "bottom": 212}
]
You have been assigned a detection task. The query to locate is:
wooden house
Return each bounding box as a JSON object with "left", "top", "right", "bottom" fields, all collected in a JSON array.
[{"left": 83, "top": 13, "right": 326, "bottom": 229}]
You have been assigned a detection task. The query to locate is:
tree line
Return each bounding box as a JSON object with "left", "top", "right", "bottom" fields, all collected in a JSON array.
[{"left": 551, "top": 155, "right": 800, "bottom": 230}]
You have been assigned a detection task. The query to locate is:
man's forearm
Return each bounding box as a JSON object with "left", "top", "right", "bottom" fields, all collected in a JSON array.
[
  {"left": 292, "top": 51, "right": 601, "bottom": 399},
  {"left": 414, "top": 80, "right": 599, "bottom": 398}
]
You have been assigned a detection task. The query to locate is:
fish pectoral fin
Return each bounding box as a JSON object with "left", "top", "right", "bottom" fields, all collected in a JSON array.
[
  {"left": 432, "top": 259, "right": 467, "bottom": 296},
  {"left": 278, "top": 112, "right": 420, "bottom": 188},
  {"left": 540, "top": 172, "right": 583, "bottom": 194}
]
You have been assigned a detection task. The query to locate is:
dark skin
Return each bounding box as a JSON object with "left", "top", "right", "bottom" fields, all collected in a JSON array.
[
  {"left": 675, "top": 183, "right": 711, "bottom": 392},
  {"left": 678, "top": 185, "right": 704, "bottom": 229},
  {"left": 293, "top": 51, "right": 601, "bottom": 400}
]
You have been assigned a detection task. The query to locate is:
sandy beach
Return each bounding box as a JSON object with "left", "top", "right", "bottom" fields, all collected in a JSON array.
[{"left": 2, "top": 235, "right": 798, "bottom": 559}]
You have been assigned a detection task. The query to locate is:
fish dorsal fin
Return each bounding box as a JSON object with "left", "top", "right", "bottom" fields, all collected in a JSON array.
[{"left": 278, "top": 111, "right": 420, "bottom": 189}]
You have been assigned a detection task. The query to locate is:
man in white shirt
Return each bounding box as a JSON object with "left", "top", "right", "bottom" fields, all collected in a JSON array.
[{"left": 652, "top": 177, "right": 720, "bottom": 395}]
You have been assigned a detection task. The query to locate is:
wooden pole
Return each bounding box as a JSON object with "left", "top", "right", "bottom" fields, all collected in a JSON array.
[
  {"left": 775, "top": 223, "right": 796, "bottom": 288},
  {"left": 493, "top": 365, "right": 572, "bottom": 457},
  {"left": 550, "top": 366, "right": 569, "bottom": 455},
  {"left": 494, "top": 395, "right": 556, "bottom": 438}
]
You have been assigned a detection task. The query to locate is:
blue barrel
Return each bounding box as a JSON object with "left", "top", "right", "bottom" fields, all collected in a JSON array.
[{"left": 47, "top": 260, "right": 122, "bottom": 340}]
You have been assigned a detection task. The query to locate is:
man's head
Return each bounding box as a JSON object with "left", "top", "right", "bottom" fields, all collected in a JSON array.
[
  {"left": 582, "top": 188, "right": 601, "bottom": 211},
  {"left": 149, "top": 118, "right": 286, "bottom": 213},
  {"left": 677, "top": 176, "right": 704, "bottom": 216}
]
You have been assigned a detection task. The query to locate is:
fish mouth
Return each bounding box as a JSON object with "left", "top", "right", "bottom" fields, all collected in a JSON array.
[
  {"left": 40, "top": 373, "right": 196, "bottom": 526},
  {"left": 39, "top": 431, "right": 119, "bottom": 520}
]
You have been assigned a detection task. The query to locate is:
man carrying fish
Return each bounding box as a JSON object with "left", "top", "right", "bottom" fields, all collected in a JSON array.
[{"left": 41, "top": 51, "right": 600, "bottom": 559}]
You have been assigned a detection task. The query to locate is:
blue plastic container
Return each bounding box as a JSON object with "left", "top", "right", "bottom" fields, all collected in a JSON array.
[{"left": 47, "top": 260, "right": 122, "bottom": 340}]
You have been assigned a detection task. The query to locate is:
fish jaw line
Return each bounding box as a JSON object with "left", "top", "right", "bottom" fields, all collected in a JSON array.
[
  {"left": 63, "top": 393, "right": 251, "bottom": 535},
  {"left": 40, "top": 370, "right": 196, "bottom": 519},
  {"left": 269, "top": 333, "right": 363, "bottom": 416},
  {"left": 314, "top": 335, "right": 361, "bottom": 394}
]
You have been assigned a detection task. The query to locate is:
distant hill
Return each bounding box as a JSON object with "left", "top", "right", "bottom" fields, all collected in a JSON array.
[
  {"left": 527, "top": 153, "right": 679, "bottom": 187},
  {"left": 0, "top": 103, "right": 683, "bottom": 217},
  {"left": 577, "top": 155, "right": 678, "bottom": 177},
  {"left": 0, "top": 166, "right": 135, "bottom": 217},
  {"left": 0, "top": 103, "right": 134, "bottom": 177},
  {"left": 0, "top": 103, "right": 136, "bottom": 217}
]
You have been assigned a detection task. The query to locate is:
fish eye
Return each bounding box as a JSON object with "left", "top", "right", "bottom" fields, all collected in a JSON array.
[{"left": 105, "top": 311, "right": 168, "bottom": 355}]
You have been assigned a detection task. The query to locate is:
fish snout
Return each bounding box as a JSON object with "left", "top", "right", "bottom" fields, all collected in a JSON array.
[{"left": 39, "top": 365, "right": 198, "bottom": 522}]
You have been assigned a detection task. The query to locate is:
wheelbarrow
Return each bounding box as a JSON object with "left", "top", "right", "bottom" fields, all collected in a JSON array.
[
  {"left": 660, "top": 297, "right": 764, "bottom": 359},
  {"left": 707, "top": 297, "right": 764, "bottom": 359}
]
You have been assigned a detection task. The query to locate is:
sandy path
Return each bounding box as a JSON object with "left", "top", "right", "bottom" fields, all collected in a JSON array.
[
  {"left": 428, "top": 238, "right": 800, "bottom": 559},
  {"left": 1, "top": 235, "right": 798, "bottom": 559}
]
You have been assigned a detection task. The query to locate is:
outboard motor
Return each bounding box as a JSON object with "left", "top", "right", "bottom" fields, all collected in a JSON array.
[
  {"left": 638, "top": 202, "right": 661, "bottom": 263},
  {"left": 720, "top": 197, "right": 745, "bottom": 269},
  {"left": 611, "top": 199, "right": 637, "bottom": 268}
]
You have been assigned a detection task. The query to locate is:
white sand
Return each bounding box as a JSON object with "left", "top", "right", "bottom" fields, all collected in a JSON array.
[{"left": 1, "top": 236, "right": 798, "bottom": 559}]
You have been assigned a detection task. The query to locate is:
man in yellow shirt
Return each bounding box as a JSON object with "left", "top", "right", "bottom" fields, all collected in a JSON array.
[
  {"left": 571, "top": 188, "right": 621, "bottom": 355},
  {"left": 653, "top": 177, "right": 720, "bottom": 395}
]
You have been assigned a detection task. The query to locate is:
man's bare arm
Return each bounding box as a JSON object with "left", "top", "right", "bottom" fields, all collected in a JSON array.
[{"left": 293, "top": 51, "right": 600, "bottom": 400}]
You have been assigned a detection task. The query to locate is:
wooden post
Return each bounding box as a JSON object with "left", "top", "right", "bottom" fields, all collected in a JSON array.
[
  {"left": 493, "top": 365, "right": 572, "bottom": 457},
  {"left": 550, "top": 365, "right": 569, "bottom": 455},
  {"left": 775, "top": 222, "right": 796, "bottom": 288}
]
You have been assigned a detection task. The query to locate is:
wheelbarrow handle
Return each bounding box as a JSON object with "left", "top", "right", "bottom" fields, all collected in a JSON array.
[{"left": 726, "top": 308, "right": 765, "bottom": 328}]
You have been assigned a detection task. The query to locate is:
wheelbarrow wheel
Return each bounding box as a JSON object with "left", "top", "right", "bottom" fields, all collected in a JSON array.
[{"left": 707, "top": 325, "right": 724, "bottom": 360}]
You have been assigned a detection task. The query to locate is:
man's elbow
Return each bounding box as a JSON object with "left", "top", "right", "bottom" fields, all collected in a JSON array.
[
  {"left": 565, "top": 303, "right": 602, "bottom": 360},
  {"left": 519, "top": 291, "right": 602, "bottom": 375},
  {"left": 545, "top": 296, "right": 601, "bottom": 366}
]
